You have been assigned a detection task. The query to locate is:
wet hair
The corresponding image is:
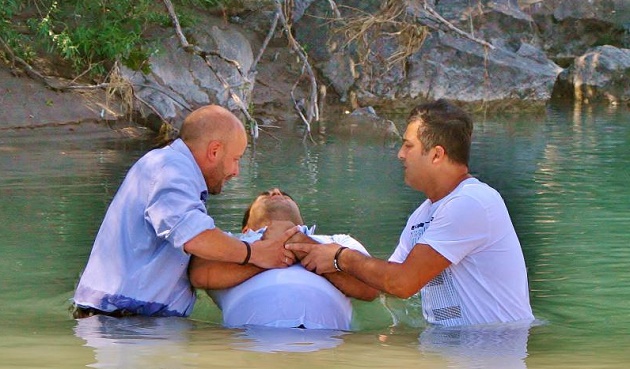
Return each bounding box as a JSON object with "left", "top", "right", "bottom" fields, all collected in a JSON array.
[
  {"left": 242, "top": 190, "right": 301, "bottom": 229},
  {"left": 407, "top": 99, "right": 473, "bottom": 166}
]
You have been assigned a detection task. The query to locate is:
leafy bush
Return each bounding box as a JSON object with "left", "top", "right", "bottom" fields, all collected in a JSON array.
[{"left": 1, "top": 0, "right": 229, "bottom": 78}]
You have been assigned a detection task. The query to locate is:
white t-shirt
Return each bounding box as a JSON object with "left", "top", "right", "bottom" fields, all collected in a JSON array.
[
  {"left": 208, "top": 228, "right": 370, "bottom": 330},
  {"left": 389, "top": 178, "right": 534, "bottom": 326}
]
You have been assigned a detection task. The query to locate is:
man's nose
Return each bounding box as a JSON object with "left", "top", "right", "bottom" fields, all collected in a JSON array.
[{"left": 269, "top": 188, "right": 283, "bottom": 196}]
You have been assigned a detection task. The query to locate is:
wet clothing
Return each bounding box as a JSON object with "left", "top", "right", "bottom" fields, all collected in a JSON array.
[
  {"left": 73, "top": 139, "right": 213, "bottom": 317},
  {"left": 389, "top": 178, "right": 534, "bottom": 326},
  {"left": 209, "top": 227, "right": 369, "bottom": 330}
]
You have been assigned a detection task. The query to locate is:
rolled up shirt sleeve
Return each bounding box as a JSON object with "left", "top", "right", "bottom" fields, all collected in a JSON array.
[{"left": 145, "top": 158, "right": 215, "bottom": 250}]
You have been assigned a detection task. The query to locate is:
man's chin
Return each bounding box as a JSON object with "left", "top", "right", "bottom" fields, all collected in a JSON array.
[{"left": 208, "top": 185, "right": 222, "bottom": 195}]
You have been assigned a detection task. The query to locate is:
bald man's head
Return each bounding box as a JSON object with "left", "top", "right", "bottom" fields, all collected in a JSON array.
[
  {"left": 180, "top": 105, "right": 245, "bottom": 149},
  {"left": 180, "top": 105, "right": 248, "bottom": 194}
]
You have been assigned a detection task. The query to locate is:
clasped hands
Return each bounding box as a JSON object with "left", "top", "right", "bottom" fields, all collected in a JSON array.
[{"left": 255, "top": 220, "right": 343, "bottom": 275}]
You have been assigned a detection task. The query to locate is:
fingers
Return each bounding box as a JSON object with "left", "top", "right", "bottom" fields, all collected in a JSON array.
[
  {"left": 300, "top": 253, "right": 316, "bottom": 272},
  {"left": 285, "top": 242, "right": 314, "bottom": 253},
  {"left": 283, "top": 250, "right": 296, "bottom": 266}
]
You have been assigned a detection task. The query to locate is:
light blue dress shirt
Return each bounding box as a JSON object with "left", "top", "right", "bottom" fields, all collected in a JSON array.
[{"left": 73, "top": 138, "right": 215, "bottom": 316}]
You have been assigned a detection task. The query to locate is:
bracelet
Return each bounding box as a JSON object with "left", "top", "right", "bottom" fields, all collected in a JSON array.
[
  {"left": 240, "top": 241, "right": 251, "bottom": 265},
  {"left": 333, "top": 246, "right": 348, "bottom": 272}
]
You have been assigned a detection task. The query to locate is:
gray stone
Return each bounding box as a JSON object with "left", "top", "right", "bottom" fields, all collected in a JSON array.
[
  {"left": 121, "top": 23, "right": 254, "bottom": 129},
  {"left": 403, "top": 32, "right": 562, "bottom": 105},
  {"left": 330, "top": 106, "right": 401, "bottom": 139},
  {"left": 552, "top": 45, "right": 630, "bottom": 104}
]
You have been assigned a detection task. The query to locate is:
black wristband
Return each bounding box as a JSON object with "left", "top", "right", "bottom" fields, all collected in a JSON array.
[
  {"left": 333, "top": 246, "right": 348, "bottom": 272},
  {"left": 240, "top": 241, "right": 251, "bottom": 265}
]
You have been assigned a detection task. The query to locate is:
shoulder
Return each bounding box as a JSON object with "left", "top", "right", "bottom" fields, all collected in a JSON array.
[{"left": 447, "top": 177, "right": 499, "bottom": 203}]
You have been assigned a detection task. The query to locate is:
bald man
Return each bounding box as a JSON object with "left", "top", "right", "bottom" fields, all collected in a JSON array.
[{"left": 72, "top": 105, "right": 295, "bottom": 318}]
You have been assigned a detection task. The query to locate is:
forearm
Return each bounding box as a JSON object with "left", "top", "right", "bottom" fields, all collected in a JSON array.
[
  {"left": 184, "top": 228, "right": 249, "bottom": 264},
  {"left": 322, "top": 271, "right": 380, "bottom": 301},
  {"left": 189, "top": 257, "right": 264, "bottom": 289},
  {"left": 338, "top": 244, "right": 450, "bottom": 299},
  {"left": 337, "top": 249, "right": 418, "bottom": 299}
]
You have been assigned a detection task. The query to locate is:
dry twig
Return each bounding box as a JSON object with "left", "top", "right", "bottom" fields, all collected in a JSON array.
[
  {"left": 162, "top": 0, "right": 257, "bottom": 138},
  {"left": 333, "top": 1, "right": 429, "bottom": 73},
  {"left": 420, "top": 0, "right": 495, "bottom": 50},
  {"left": 274, "top": 0, "right": 318, "bottom": 143}
]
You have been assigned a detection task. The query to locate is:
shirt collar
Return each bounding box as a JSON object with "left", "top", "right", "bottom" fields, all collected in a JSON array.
[
  {"left": 169, "top": 138, "right": 209, "bottom": 202},
  {"left": 242, "top": 224, "right": 317, "bottom": 239}
]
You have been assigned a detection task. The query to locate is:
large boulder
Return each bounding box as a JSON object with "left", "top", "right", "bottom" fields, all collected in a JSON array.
[
  {"left": 399, "top": 32, "right": 561, "bottom": 109},
  {"left": 552, "top": 45, "right": 630, "bottom": 105},
  {"left": 121, "top": 22, "right": 254, "bottom": 131},
  {"left": 294, "top": 0, "right": 561, "bottom": 111},
  {"left": 521, "top": 0, "right": 630, "bottom": 65}
]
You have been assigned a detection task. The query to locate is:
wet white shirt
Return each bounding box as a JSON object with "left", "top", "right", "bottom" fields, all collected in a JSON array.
[
  {"left": 208, "top": 227, "right": 370, "bottom": 330},
  {"left": 389, "top": 178, "right": 534, "bottom": 326}
]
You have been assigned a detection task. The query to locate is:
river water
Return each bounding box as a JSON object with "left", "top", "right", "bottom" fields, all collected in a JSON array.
[{"left": 0, "top": 104, "right": 628, "bottom": 368}]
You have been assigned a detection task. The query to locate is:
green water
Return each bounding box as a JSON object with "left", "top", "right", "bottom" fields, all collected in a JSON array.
[{"left": 0, "top": 104, "right": 628, "bottom": 368}]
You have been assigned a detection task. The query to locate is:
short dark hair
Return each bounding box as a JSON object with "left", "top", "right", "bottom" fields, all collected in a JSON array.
[{"left": 407, "top": 99, "right": 473, "bottom": 166}]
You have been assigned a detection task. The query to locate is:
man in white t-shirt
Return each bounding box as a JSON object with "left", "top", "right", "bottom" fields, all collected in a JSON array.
[
  {"left": 188, "top": 188, "right": 379, "bottom": 330},
  {"left": 287, "top": 100, "right": 534, "bottom": 327}
]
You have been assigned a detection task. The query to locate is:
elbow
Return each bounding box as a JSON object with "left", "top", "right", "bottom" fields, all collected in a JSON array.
[
  {"left": 360, "top": 288, "right": 380, "bottom": 302},
  {"left": 188, "top": 262, "right": 209, "bottom": 289},
  {"left": 385, "top": 279, "right": 419, "bottom": 299},
  {"left": 188, "top": 271, "right": 206, "bottom": 289}
]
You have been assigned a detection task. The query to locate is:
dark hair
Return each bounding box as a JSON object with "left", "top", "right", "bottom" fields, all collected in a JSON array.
[
  {"left": 241, "top": 190, "right": 298, "bottom": 229},
  {"left": 407, "top": 99, "right": 473, "bottom": 166}
]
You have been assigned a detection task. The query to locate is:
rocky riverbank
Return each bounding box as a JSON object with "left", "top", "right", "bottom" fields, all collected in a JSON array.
[{"left": 1, "top": 0, "right": 628, "bottom": 138}]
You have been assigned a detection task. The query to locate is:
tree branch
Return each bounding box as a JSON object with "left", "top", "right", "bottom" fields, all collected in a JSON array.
[
  {"left": 162, "top": 0, "right": 258, "bottom": 138},
  {"left": 420, "top": 0, "right": 495, "bottom": 50},
  {"left": 250, "top": 10, "right": 280, "bottom": 76},
  {"left": 274, "top": 0, "right": 319, "bottom": 142}
]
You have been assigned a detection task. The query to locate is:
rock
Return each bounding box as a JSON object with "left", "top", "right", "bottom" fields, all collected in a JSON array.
[
  {"left": 522, "top": 0, "right": 630, "bottom": 64},
  {"left": 402, "top": 32, "right": 562, "bottom": 108},
  {"left": 326, "top": 106, "right": 401, "bottom": 140},
  {"left": 0, "top": 67, "right": 125, "bottom": 130},
  {"left": 552, "top": 45, "right": 630, "bottom": 105},
  {"left": 121, "top": 21, "right": 254, "bottom": 131},
  {"left": 294, "top": 0, "right": 562, "bottom": 112}
]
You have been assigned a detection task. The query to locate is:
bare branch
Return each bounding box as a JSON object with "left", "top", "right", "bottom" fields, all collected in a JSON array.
[
  {"left": 328, "top": 0, "right": 341, "bottom": 19},
  {"left": 421, "top": 0, "right": 495, "bottom": 50},
  {"left": 0, "top": 36, "right": 50, "bottom": 85},
  {"left": 250, "top": 10, "right": 280, "bottom": 76},
  {"left": 161, "top": 0, "right": 258, "bottom": 138},
  {"left": 290, "top": 73, "right": 315, "bottom": 143},
  {"left": 163, "top": 0, "right": 190, "bottom": 49},
  {"left": 274, "top": 0, "right": 320, "bottom": 136}
]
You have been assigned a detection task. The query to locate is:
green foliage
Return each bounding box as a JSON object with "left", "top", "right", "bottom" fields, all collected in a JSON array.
[
  {"left": 0, "top": 0, "right": 35, "bottom": 62},
  {"left": 1, "top": 0, "right": 231, "bottom": 78}
]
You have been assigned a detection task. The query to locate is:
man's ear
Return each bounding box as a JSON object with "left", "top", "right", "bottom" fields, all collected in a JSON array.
[
  {"left": 432, "top": 145, "right": 446, "bottom": 163},
  {"left": 206, "top": 140, "right": 223, "bottom": 163}
]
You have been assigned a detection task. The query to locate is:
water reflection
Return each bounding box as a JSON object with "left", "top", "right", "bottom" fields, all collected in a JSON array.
[
  {"left": 232, "top": 326, "right": 348, "bottom": 353},
  {"left": 74, "top": 316, "right": 194, "bottom": 368},
  {"left": 418, "top": 322, "right": 533, "bottom": 369}
]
